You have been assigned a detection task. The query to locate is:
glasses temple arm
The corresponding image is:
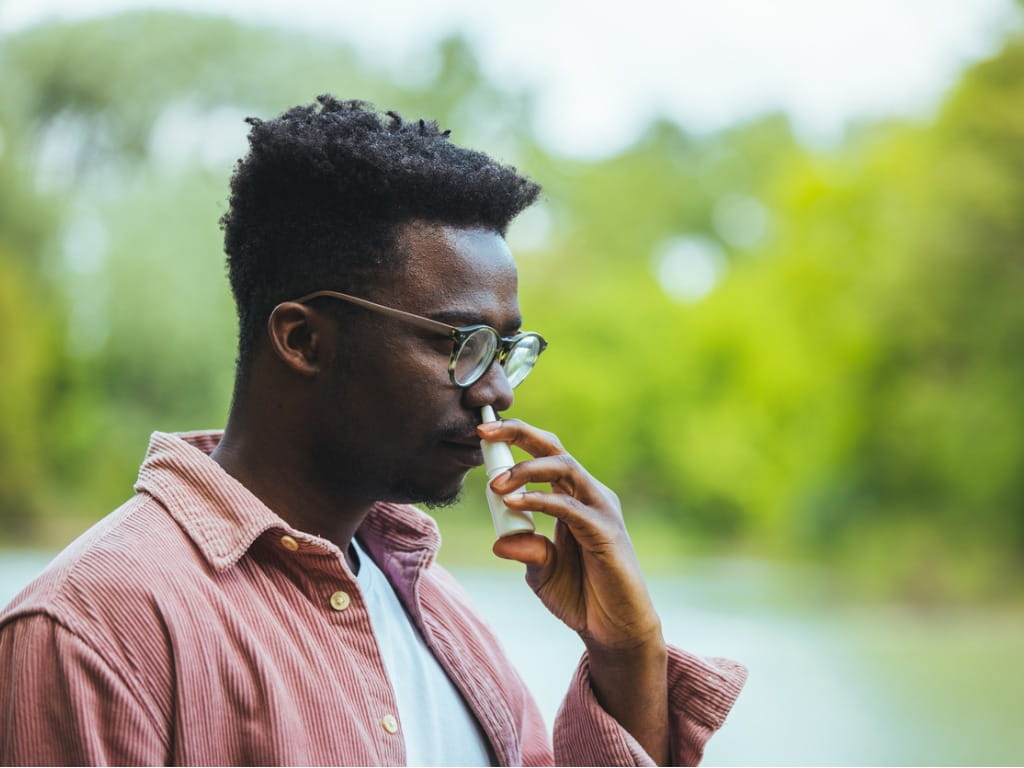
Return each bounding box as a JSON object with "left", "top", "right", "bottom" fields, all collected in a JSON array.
[{"left": 292, "top": 290, "right": 457, "bottom": 337}]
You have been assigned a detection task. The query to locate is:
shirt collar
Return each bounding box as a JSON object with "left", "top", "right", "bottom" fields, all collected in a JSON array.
[{"left": 134, "top": 430, "right": 441, "bottom": 573}]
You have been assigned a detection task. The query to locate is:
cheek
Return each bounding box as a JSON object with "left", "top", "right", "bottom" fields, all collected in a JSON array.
[
  {"left": 360, "top": 354, "right": 456, "bottom": 425},
  {"left": 333, "top": 330, "right": 457, "bottom": 415},
  {"left": 383, "top": 336, "right": 453, "bottom": 389}
]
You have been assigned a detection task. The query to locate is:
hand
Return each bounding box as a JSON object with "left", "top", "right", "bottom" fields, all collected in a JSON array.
[
  {"left": 477, "top": 416, "right": 663, "bottom": 653},
  {"left": 477, "top": 417, "right": 670, "bottom": 764}
]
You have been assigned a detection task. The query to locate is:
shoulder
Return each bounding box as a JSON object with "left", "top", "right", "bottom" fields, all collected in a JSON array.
[{"left": 1, "top": 491, "right": 207, "bottom": 644}]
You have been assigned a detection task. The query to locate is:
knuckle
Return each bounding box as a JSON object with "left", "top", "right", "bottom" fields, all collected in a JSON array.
[
  {"left": 555, "top": 453, "right": 577, "bottom": 471},
  {"left": 546, "top": 432, "right": 565, "bottom": 452}
]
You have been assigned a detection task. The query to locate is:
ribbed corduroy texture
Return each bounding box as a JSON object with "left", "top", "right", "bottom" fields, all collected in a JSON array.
[{"left": 0, "top": 431, "right": 746, "bottom": 766}]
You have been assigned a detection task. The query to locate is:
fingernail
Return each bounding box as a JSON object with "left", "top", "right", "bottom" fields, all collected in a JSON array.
[{"left": 491, "top": 470, "right": 511, "bottom": 488}]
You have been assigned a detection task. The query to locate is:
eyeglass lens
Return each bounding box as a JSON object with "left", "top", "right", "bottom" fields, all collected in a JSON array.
[
  {"left": 453, "top": 330, "right": 499, "bottom": 386},
  {"left": 452, "top": 329, "right": 541, "bottom": 388},
  {"left": 502, "top": 335, "right": 543, "bottom": 388}
]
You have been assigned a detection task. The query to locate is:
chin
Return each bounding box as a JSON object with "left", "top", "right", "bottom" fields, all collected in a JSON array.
[
  {"left": 368, "top": 456, "right": 471, "bottom": 512},
  {"left": 420, "top": 488, "right": 464, "bottom": 510},
  {"left": 383, "top": 469, "right": 468, "bottom": 509}
]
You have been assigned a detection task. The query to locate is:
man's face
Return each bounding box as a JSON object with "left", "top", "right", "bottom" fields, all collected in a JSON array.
[{"left": 309, "top": 220, "right": 522, "bottom": 508}]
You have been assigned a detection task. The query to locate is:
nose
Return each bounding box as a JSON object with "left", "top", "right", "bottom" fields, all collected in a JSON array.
[{"left": 462, "top": 359, "right": 515, "bottom": 413}]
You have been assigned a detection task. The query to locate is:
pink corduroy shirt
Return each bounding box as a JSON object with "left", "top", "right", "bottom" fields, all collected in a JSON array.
[{"left": 0, "top": 431, "right": 746, "bottom": 766}]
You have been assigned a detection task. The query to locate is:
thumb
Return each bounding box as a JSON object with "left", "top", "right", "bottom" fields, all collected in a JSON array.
[{"left": 492, "top": 532, "right": 553, "bottom": 569}]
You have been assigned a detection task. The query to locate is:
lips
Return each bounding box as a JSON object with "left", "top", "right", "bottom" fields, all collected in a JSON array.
[
  {"left": 444, "top": 430, "right": 480, "bottom": 446},
  {"left": 440, "top": 438, "right": 484, "bottom": 467}
]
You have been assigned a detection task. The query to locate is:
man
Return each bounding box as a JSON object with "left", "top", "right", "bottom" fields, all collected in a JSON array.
[{"left": 0, "top": 97, "right": 745, "bottom": 766}]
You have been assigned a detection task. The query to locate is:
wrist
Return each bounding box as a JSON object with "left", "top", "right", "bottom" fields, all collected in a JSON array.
[{"left": 583, "top": 623, "right": 667, "bottom": 666}]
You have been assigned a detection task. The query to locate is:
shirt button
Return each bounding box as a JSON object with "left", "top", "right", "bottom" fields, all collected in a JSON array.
[
  {"left": 381, "top": 714, "right": 399, "bottom": 734},
  {"left": 329, "top": 591, "right": 351, "bottom": 611},
  {"left": 280, "top": 535, "right": 299, "bottom": 552}
]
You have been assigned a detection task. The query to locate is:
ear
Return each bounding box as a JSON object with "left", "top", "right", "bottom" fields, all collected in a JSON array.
[{"left": 266, "top": 301, "right": 324, "bottom": 376}]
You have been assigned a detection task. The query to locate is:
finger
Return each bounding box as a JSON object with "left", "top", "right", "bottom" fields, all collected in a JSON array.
[
  {"left": 489, "top": 454, "right": 599, "bottom": 502},
  {"left": 502, "top": 489, "right": 600, "bottom": 531},
  {"left": 476, "top": 418, "right": 565, "bottom": 459},
  {"left": 491, "top": 532, "right": 554, "bottom": 569}
]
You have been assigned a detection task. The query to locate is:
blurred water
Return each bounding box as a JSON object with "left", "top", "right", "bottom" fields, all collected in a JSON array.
[
  {"left": 2, "top": 552, "right": 1020, "bottom": 765},
  {"left": 455, "top": 563, "right": 900, "bottom": 766}
]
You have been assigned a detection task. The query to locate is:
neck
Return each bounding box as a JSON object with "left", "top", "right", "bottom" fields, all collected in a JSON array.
[{"left": 211, "top": 403, "right": 372, "bottom": 560}]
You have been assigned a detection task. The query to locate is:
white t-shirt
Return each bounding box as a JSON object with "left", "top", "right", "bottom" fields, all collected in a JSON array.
[{"left": 351, "top": 538, "right": 492, "bottom": 766}]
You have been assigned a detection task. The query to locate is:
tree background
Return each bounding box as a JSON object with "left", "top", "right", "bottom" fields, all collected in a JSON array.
[{"left": 1, "top": 8, "right": 1023, "bottom": 605}]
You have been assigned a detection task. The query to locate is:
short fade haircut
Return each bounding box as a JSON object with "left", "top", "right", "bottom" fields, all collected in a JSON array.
[{"left": 220, "top": 95, "right": 541, "bottom": 369}]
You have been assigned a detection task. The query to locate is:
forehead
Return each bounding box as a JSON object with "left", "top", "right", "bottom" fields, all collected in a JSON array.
[{"left": 386, "top": 220, "right": 520, "bottom": 323}]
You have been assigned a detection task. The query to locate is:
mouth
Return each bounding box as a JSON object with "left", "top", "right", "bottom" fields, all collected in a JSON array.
[{"left": 439, "top": 438, "right": 484, "bottom": 467}]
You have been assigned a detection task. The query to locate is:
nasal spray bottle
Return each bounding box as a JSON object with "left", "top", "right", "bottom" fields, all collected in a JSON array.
[{"left": 480, "top": 405, "right": 535, "bottom": 537}]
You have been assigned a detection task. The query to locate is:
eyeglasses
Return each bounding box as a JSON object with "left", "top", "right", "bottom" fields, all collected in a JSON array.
[{"left": 289, "top": 290, "right": 547, "bottom": 388}]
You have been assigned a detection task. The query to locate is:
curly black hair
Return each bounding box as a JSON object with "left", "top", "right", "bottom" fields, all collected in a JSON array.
[{"left": 221, "top": 95, "right": 541, "bottom": 369}]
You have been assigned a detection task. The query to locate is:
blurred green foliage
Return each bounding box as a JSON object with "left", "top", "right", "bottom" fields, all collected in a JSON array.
[{"left": 1, "top": 10, "right": 1021, "bottom": 600}]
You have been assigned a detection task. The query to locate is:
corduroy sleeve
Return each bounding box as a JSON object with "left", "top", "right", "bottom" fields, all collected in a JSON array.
[
  {"left": 552, "top": 645, "right": 747, "bottom": 766},
  {"left": 0, "top": 613, "right": 166, "bottom": 766}
]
